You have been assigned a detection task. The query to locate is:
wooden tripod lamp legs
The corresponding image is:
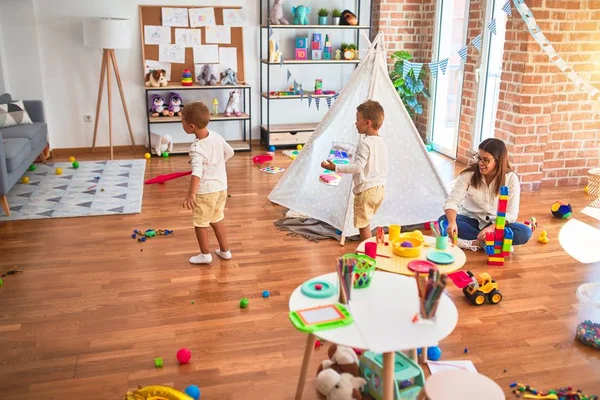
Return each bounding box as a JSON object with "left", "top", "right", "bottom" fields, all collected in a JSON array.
[{"left": 91, "top": 48, "right": 136, "bottom": 160}]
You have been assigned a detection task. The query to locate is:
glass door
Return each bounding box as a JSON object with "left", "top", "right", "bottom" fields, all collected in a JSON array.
[
  {"left": 473, "top": 0, "right": 508, "bottom": 148},
  {"left": 427, "top": 0, "right": 470, "bottom": 158}
]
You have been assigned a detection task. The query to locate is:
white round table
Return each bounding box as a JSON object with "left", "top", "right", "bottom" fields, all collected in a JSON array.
[
  {"left": 289, "top": 271, "right": 458, "bottom": 400},
  {"left": 424, "top": 370, "right": 504, "bottom": 400}
]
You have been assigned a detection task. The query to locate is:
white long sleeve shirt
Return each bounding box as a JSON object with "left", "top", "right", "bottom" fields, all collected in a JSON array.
[
  {"left": 189, "top": 131, "right": 234, "bottom": 194},
  {"left": 335, "top": 135, "right": 388, "bottom": 195},
  {"left": 443, "top": 171, "right": 521, "bottom": 229}
]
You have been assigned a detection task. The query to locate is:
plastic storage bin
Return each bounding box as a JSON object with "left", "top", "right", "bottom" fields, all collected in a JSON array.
[{"left": 575, "top": 283, "right": 600, "bottom": 350}]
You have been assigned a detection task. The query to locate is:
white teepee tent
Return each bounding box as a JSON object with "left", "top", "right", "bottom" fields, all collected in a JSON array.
[{"left": 268, "top": 32, "right": 448, "bottom": 239}]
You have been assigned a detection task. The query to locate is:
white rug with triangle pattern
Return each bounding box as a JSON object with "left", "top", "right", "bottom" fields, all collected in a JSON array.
[{"left": 0, "top": 160, "right": 145, "bottom": 221}]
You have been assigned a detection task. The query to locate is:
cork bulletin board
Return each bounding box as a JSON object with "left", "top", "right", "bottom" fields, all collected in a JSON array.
[{"left": 139, "top": 5, "right": 245, "bottom": 83}]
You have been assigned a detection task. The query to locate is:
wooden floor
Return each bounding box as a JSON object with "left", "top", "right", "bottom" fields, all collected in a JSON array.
[{"left": 1, "top": 148, "right": 599, "bottom": 400}]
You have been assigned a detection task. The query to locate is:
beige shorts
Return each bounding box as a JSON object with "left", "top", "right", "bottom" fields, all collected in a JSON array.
[
  {"left": 354, "top": 186, "right": 384, "bottom": 229},
  {"left": 193, "top": 190, "right": 227, "bottom": 228}
]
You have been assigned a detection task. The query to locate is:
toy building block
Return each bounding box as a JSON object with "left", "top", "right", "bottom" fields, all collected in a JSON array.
[
  {"left": 295, "top": 37, "right": 308, "bottom": 48},
  {"left": 487, "top": 185, "right": 512, "bottom": 267},
  {"left": 312, "top": 50, "right": 322, "bottom": 60},
  {"left": 312, "top": 41, "right": 323, "bottom": 50},
  {"left": 154, "top": 357, "right": 163, "bottom": 368},
  {"left": 295, "top": 48, "right": 308, "bottom": 60},
  {"left": 312, "top": 33, "right": 323, "bottom": 42},
  {"left": 501, "top": 227, "right": 514, "bottom": 256},
  {"left": 323, "top": 52, "right": 331, "bottom": 60}
]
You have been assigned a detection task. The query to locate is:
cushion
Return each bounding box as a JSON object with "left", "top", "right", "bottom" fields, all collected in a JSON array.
[
  {"left": 0, "top": 122, "right": 47, "bottom": 150},
  {"left": 0, "top": 100, "right": 33, "bottom": 128},
  {"left": 3, "top": 137, "right": 31, "bottom": 173},
  {"left": 0, "top": 93, "right": 12, "bottom": 104}
]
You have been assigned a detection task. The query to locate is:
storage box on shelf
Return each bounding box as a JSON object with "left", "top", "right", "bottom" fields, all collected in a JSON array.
[
  {"left": 259, "top": 1, "right": 370, "bottom": 148},
  {"left": 144, "top": 83, "right": 252, "bottom": 153}
]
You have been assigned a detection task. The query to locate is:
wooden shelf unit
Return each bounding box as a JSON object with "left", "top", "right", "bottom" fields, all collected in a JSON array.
[
  {"left": 260, "top": 59, "right": 360, "bottom": 65},
  {"left": 144, "top": 83, "right": 250, "bottom": 91},
  {"left": 261, "top": 92, "right": 338, "bottom": 99},
  {"left": 261, "top": 24, "right": 370, "bottom": 30},
  {"left": 149, "top": 113, "right": 250, "bottom": 123}
]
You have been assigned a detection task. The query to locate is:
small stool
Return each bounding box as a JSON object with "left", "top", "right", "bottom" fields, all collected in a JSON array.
[
  {"left": 588, "top": 168, "right": 600, "bottom": 208},
  {"left": 424, "top": 370, "right": 504, "bottom": 400}
]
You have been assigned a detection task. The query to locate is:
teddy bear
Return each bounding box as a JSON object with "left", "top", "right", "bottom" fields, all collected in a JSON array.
[
  {"left": 292, "top": 5, "right": 311, "bottom": 25},
  {"left": 317, "top": 344, "right": 360, "bottom": 377},
  {"left": 197, "top": 64, "right": 217, "bottom": 86},
  {"left": 269, "top": 0, "right": 289, "bottom": 25},
  {"left": 149, "top": 94, "right": 169, "bottom": 117},
  {"left": 220, "top": 68, "right": 238, "bottom": 85},
  {"left": 316, "top": 369, "right": 366, "bottom": 400},
  {"left": 168, "top": 92, "right": 183, "bottom": 116},
  {"left": 144, "top": 69, "right": 168, "bottom": 87},
  {"left": 224, "top": 89, "right": 242, "bottom": 117}
]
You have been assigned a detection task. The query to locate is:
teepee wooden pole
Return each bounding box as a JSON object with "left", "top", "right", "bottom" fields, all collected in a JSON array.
[{"left": 92, "top": 50, "right": 108, "bottom": 152}]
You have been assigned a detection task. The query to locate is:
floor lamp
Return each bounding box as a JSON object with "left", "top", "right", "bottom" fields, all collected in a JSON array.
[{"left": 83, "top": 17, "right": 136, "bottom": 160}]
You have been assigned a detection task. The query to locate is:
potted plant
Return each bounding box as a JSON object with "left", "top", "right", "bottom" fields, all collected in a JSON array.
[
  {"left": 389, "top": 50, "right": 430, "bottom": 118},
  {"left": 318, "top": 8, "right": 329, "bottom": 25},
  {"left": 341, "top": 43, "right": 357, "bottom": 60},
  {"left": 332, "top": 9, "right": 341, "bottom": 25}
]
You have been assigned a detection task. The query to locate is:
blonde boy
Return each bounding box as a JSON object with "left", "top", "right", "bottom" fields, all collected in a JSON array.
[
  {"left": 321, "top": 100, "right": 388, "bottom": 241},
  {"left": 182, "top": 102, "right": 234, "bottom": 264}
]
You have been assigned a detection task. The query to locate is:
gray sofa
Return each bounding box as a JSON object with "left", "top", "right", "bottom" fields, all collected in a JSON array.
[{"left": 0, "top": 93, "right": 48, "bottom": 216}]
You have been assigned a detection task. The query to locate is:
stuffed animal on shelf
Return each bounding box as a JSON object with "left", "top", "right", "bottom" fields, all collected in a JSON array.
[
  {"left": 220, "top": 68, "right": 238, "bottom": 85},
  {"left": 224, "top": 89, "right": 242, "bottom": 117},
  {"left": 197, "top": 64, "right": 218, "bottom": 86},
  {"left": 339, "top": 10, "right": 358, "bottom": 25},
  {"left": 168, "top": 92, "right": 183, "bottom": 117},
  {"left": 145, "top": 69, "right": 168, "bottom": 87},
  {"left": 150, "top": 132, "right": 173, "bottom": 156},
  {"left": 316, "top": 369, "right": 366, "bottom": 400},
  {"left": 269, "top": 0, "right": 289, "bottom": 25},
  {"left": 149, "top": 94, "right": 169, "bottom": 117},
  {"left": 292, "top": 6, "right": 311, "bottom": 25}
]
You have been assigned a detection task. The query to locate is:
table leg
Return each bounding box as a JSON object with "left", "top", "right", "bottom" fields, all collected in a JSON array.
[
  {"left": 419, "top": 347, "right": 428, "bottom": 364},
  {"left": 295, "top": 333, "right": 317, "bottom": 400},
  {"left": 383, "top": 352, "right": 395, "bottom": 400},
  {"left": 409, "top": 348, "right": 417, "bottom": 362}
]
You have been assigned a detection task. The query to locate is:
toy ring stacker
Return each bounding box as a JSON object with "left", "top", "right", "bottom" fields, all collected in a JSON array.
[
  {"left": 124, "top": 385, "right": 193, "bottom": 400},
  {"left": 301, "top": 280, "right": 337, "bottom": 298}
]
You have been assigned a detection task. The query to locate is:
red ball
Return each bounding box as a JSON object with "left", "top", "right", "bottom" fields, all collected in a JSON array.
[
  {"left": 315, "top": 284, "right": 323, "bottom": 290},
  {"left": 177, "top": 348, "right": 192, "bottom": 364}
]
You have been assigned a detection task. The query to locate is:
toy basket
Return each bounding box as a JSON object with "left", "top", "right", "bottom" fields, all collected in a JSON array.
[
  {"left": 343, "top": 254, "right": 376, "bottom": 289},
  {"left": 576, "top": 283, "right": 600, "bottom": 350},
  {"left": 588, "top": 168, "right": 600, "bottom": 208}
]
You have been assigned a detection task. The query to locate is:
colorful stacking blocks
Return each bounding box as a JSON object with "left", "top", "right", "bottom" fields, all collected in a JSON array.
[
  {"left": 312, "top": 50, "right": 322, "bottom": 60},
  {"left": 485, "top": 186, "right": 513, "bottom": 266},
  {"left": 323, "top": 34, "right": 332, "bottom": 59},
  {"left": 181, "top": 69, "right": 193, "bottom": 86},
  {"left": 311, "top": 33, "right": 323, "bottom": 60},
  {"left": 295, "top": 36, "right": 308, "bottom": 60}
]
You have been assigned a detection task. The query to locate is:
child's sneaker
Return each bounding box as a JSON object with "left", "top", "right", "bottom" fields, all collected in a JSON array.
[
  {"left": 215, "top": 249, "right": 232, "bottom": 260},
  {"left": 189, "top": 253, "right": 212, "bottom": 264},
  {"left": 456, "top": 238, "right": 481, "bottom": 252}
]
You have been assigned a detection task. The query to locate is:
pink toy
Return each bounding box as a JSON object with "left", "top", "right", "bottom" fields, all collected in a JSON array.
[
  {"left": 177, "top": 348, "right": 192, "bottom": 364},
  {"left": 252, "top": 154, "right": 273, "bottom": 167},
  {"left": 145, "top": 171, "right": 192, "bottom": 184},
  {"left": 447, "top": 271, "right": 474, "bottom": 289},
  {"left": 364, "top": 242, "right": 377, "bottom": 259}
]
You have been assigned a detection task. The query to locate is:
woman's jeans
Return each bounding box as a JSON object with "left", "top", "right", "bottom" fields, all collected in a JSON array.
[{"left": 438, "top": 214, "right": 532, "bottom": 245}]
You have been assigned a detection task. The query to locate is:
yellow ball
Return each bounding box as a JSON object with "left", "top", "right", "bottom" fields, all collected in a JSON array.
[
  {"left": 144, "top": 153, "right": 151, "bottom": 159},
  {"left": 290, "top": 155, "right": 297, "bottom": 160},
  {"left": 21, "top": 176, "right": 29, "bottom": 184},
  {"left": 55, "top": 168, "right": 63, "bottom": 175},
  {"left": 584, "top": 185, "right": 589, "bottom": 193},
  {"left": 297, "top": 144, "right": 303, "bottom": 150},
  {"left": 69, "top": 156, "right": 75, "bottom": 162}
]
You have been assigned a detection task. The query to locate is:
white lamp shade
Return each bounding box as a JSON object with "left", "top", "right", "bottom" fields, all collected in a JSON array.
[{"left": 83, "top": 17, "right": 132, "bottom": 49}]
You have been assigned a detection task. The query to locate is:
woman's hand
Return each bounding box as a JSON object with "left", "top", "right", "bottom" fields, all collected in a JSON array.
[
  {"left": 446, "top": 220, "right": 458, "bottom": 239},
  {"left": 477, "top": 224, "right": 496, "bottom": 241}
]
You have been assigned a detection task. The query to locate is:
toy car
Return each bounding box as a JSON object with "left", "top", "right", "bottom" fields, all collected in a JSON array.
[{"left": 448, "top": 270, "right": 502, "bottom": 306}]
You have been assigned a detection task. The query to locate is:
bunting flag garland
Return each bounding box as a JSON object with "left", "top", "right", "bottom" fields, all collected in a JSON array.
[
  {"left": 458, "top": 45, "right": 468, "bottom": 63},
  {"left": 488, "top": 18, "right": 497, "bottom": 35},
  {"left": 403, "top": 60, "right": 413, "bottom": 78},
  {"left": 502, "top": 0, "right": 512, "bottom": 16},
  {"left": 429, "top": 61, "right": 439, "bottom": 79},
  {"left": 315, "top": 98, "right": 320, "bottom": 110},
  {"left": 300, "top": 89, "right": 305, "bottom": 101},
  {"left": 308, "top": 96, "right": 313, "bottom": 108},
  {"left": 411, "top": 63, "right": 423, "bottom": 78},
  {"left": 471, "top": 34, "right": 482, "bottom": 52},
  {"left": 280, "top": 54, "right": 284, "bottom": 66},
  {"left": 439, "top": 58, "right": 449, "bottom": 75},
  {"left": 326, "top": 96, "right": 332, "bottom": 109},
  {"left": 268, "top": 27, "right": 273, "bottom": 38},
  {"left": 287, "top": 69, "right": 292, "bottom": 82}
]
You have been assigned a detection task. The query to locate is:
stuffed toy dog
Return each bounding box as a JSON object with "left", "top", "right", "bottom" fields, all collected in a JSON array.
[
  {"left": 316, "top": 369, "right": 366, "bottom": 400},
  {"left": 145, "top": 69, "right": 168, "bottom": 87},
  {"left": 317, "top": 344, "right": 360, "bottom": 377}
]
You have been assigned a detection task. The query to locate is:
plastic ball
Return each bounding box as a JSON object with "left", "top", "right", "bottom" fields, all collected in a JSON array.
[
  {"left": 268, "top": 146, "right": 276, "bottom": 152},
  {"left": 28, "top": 164, "right": 36, "bottom": 171},
  {"left": 584, "top": 185, "right": 589, "bottom": 193},
  {"left": 144, "top": 153, "right": 151, "bottom": 159},
  {"left": 55, "top": 168, "right": 63, "bottom": 175},
  {"left": 72, "top": 161, "right": 79, "bottom": 169},
  {"left": 427, "top": 346, "right": 442, "bottom": 361},
  {"left": 262, "top": 290, "right": 270, "bottom": 298},
  {"left": 184, "top": 385, "right": 201, "bottom": 400},
  {"left": 21, "top": 176, "right": 30, "bottom": 184},
  {"left": 551, "top": 201, "right": 572, "bottom": 219},
  {"left": 176, "top": 348, "right": 192, "bottom": 364},
  {"left": 290, "top": 155, "right": 297, "bottom": 160},
  {"left": 400, "top": 241, "right": 413, "bottom": 248},
  {"left": 297, "top": 144, "right": 303, "bottom": 150},
  {"left": 162, "top": 152, "right": 169, "bottom": 158},
  {"left": 240, "top": 297, "right": 249, "bottom": 308},
  {"left": 69, "top": 156, "right": 75, "bottom": 162}
]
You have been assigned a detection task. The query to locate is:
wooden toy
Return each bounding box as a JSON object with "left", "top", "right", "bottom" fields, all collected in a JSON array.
[
  {"left": 295, "top": 48, "right": 308, "bottom": 60},
  {"left": 311, "top": 50, "right": 322, "bottom": 60},
  {"left": 485, "top": 185, "right": 513, "bottom": 266},
  {"left": 295, "top": 37, "right": 308, "bottom": 48},
  {"left": 289, "top": 304, "right": 353, "bottom": 333}
]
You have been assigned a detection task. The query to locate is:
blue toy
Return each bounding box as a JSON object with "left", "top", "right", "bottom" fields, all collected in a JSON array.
[
  {"left": 184, "top": 385, "right": 201, "bottom": 400},
  {"left": 262, "top": 290, "right": 270, "bottom": 298},
  {"left": 427, "top": 346, "right": 442, "bottom": 361},
  {"left": 268, "top": 145, "right": 276, "bottom": 152},
  {"left": 292, "top": 6, "right": 311, "bottom": 25}
]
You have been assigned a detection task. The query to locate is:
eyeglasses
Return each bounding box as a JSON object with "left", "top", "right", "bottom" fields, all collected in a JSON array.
[{"left": 474, "top": 154, "right": 495, "bottom": 166}]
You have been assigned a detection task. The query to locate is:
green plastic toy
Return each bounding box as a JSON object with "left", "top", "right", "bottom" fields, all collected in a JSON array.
[
  {"left": 240, "top": 297, "right": 249, "bottom": 308},
  {"left": 154, "top": 357, "right": 163, "bottom": 368},
  {"left": 0, "top": 278, "right": 3, "bottom": 287},
  {"left": 28, "top": 164, "right": 36, "bottom": 171},
  {"left": 289, "top": 303, "right": 353, "bottom": 333},
  {"left": 145, "top": 229, "right": 157, "bottom": 237},
  {"left": 162, "top": 152, "right": 169, "bottom": 158},
  {"left": 72, "top": 161, "right": 80, "bottom": 169}
]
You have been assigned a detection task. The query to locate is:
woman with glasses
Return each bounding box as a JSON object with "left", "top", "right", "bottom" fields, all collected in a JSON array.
[{"left": 439, "top": 138, "right": 532, "bottom": 250}]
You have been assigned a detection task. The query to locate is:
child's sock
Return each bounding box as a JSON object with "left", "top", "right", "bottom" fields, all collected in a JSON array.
[
  {"left": 215, "top": 249, "right": 232, "bottom": 260},
  {"left": 189, "top": 253, "right": 212, "bottom": 264}
]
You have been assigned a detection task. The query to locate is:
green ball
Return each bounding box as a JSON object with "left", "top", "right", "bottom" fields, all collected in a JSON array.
[
  {"left": 162, "top": 152, "right": 169, "bottom": 158},
  {"left": 28, "top": 164, "right": 36, "bottom": 171},
  {"left": 72, "top": 161, "right": 80, "bottom": 169},
  {"left": 239, "top": 297, "right": 249, "bottom": 308}
]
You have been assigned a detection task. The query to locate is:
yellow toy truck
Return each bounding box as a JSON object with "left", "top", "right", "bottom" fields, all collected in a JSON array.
[{"left": 460, "top": 271, "right": 502, "bottom": 306}]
